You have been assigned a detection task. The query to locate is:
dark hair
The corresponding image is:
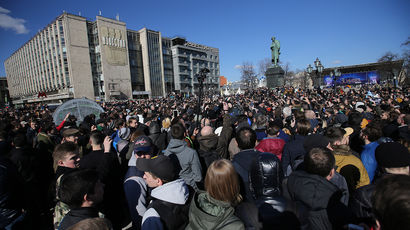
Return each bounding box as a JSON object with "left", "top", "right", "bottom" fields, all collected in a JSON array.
[
  {"left": 171, "top": 123, "right": 185, "bottom": 140},
  {"left": 58, "top": 169, "right": 100, "bottom": 209},
  {"left": 304, "top": 147, "right": 335, "bottom": 177},
  {"left": 266, "top": 122, "right": 281, "bottom": 136},
  {"left": 372, "top": 174, "right": 410, "bottom": 230},
  {"left": 114, "top": 119, "right": 125, "bottom": 129},
  {"left": 236, "top": 127, "right": 257, "bottom": 150},
  {"left": 325, "top": 127, "right": 345, "bottom": 144},
  {"left": 53, "top": 142, "right": 79, "bottom": 172},
  {"left": 348, "top": 112, "right": 362, "bottom": 126},
  {"left": 362, "top": 123, "right": 382, "bottom": 142},
  {"left": 89, "top": 131, "right": 104, "bottom": 146},
  {"left": 296, "top": 119, "right": 311, "bottom": 136},
  {"left": 13, "top": 133, "right": 27, "bottom": 148},
  {"left": 40, "top": 121, "right": 54, "bottom": 133}
]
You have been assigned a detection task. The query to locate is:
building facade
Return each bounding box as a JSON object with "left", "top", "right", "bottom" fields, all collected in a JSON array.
[
  {"left": 171, "top": 37, "right": 220, "bottom": 94},
  {"left": 5, "top": 13, "right": 218, "bottom": 104}
]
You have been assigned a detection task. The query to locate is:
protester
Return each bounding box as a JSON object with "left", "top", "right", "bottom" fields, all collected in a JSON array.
[
  {"left": 136, "top": 155, "right": 191, "bottom": 230},
  {"left": 163, "top": 123, "right": 202, "bottom": 191},
  {"left": 186, "top": 159, "right": 245, "bottom": 230},
  {"left": 57, "top": 169, "right": 105, "bottom": 230},
  {"left": 124, "top": 135, "right": 153, "bottom": 230}
]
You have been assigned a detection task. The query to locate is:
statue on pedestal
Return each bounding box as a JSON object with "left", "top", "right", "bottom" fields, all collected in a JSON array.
[{"left": 270, "top": 37, "right": 280, "bottom": 67}]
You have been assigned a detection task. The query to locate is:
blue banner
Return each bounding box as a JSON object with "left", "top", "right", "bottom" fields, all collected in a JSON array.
[{"left": 323, "top": 71, "right": 380, "bottom": 86}]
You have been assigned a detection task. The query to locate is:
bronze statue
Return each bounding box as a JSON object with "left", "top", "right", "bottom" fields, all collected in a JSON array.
[{"left": 270, "top": 37, "right": 280, "bottom": 67}]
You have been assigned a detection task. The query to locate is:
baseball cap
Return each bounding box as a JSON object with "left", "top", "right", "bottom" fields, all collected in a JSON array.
[
  {"left": 344, "top": 127, "right": 354, "bottom": 137},
  {"left": 133, "top": 135, "right": 152, "bottom": 154},
  {"left": 62, "top": 128, "right": 79, "bottom": 137},
  {"left": 135, "top": 155, "right": 177, "bottom": 182}
]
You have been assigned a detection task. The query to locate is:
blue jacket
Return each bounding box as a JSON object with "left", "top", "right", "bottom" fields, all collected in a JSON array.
[
  {"left": 281, "top": 135, "right": 306, "bottom": 176},
  {"left": 361, "top": 141, "right": 379, "bottom": 182},
  {"left": 124, "top": 163, "right": 148, "bottom": 230}
]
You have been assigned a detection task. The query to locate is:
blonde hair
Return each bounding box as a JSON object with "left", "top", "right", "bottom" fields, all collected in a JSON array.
[
  {"left": 162, "top": 117, "right": 171, "bottom": 129},
  {"left": 205, "top": 159, "right": 242, "bottom": 205}
]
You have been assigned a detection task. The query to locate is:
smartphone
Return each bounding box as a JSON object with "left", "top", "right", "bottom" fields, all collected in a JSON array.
[{"left": 173, "top": 110, "right": 178, "bottom": 117}]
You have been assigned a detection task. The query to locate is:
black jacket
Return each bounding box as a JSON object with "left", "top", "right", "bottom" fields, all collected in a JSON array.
[
  {"left": 0, "top": 156, "right": 24, "bottom": 228},
  {"left": 58, "top": 207, "right": 99, "bottom": 230},
  {"left": 281, "top": 135, "right": 306, "bottom": 176},
  {"left": 232, "top": 149, "right": 260, "bottom": 201},
  {"left": 238, "top": 152, "right": 300, "bottom": 229},
  {"left": 286, "top": 170, "right": 353, "bottom": 230},
  {"left": 148, "top": 123, "right": 168, "bottom": 155}
]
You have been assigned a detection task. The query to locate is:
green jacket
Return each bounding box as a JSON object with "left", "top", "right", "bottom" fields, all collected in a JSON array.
[{"left": 186, "top": 191, "right": 244, "bottom": 230}]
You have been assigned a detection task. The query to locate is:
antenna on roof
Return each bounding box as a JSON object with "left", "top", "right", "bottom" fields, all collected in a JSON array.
[
  {"left": 116, "top": 13, "right": 120, "bottom": 21},
  {"left": 99, "top": 10, "right": 102, "bottom": 16}
]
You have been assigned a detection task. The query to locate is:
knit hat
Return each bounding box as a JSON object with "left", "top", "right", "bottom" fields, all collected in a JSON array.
[
  {"left": 118, "top": 127, "right": 131, "bottom": 140},
  {"left": 303, "top": 134, "right": 330, "bottom": 153},
  {"left": 375, "top": 142, "right": 410, "bottom": 168},
  {"left": 135, "top": 155, "right": 177, "bottom": 182}
]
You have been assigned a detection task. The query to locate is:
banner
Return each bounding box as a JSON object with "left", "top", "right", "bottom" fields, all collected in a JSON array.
[
  {"left": 324, "top": 71, "right": 380, "bottom": 86},
  {"left": 52, "top": 98, "right": 104, "bottom": 125}
]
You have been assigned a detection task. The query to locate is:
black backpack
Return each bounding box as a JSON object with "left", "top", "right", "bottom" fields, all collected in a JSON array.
[{"left": 147, "top": 185, "right": 194, "bottom": 230}]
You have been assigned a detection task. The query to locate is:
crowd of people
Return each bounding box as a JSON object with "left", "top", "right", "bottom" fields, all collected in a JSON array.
[{"left": 1, "top": 85, "right": 410, "bottom": 230}]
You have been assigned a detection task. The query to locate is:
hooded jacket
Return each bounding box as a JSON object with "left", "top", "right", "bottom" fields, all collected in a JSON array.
[
  {"left": 287, "top": 170, "right": 353, "bottom": 230},
  {"left": 148, "top": 123, "right": 168, "bottom": 154},
  {"left": 186, "top": 192, "right": 244, "bottom": 230},
  {"left": 332, "top": 144, "right": 370, "bottom": 188},
  {"left": 197, "top": 134, "right": 220, "bottom": 172},
  {"left": 141, "top": 179, "right": 189, "bottom": 230},
  {"left": 255, "top": 137, "right": 285, "bottom": 160},
  {"left": 163, "top": 139, "right": 202, "bottom": 190}
]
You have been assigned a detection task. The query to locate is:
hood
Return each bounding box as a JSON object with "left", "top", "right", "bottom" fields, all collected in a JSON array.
[
  {"left": 151, "top": 179, "right": 189, "bottom": 205},
  {"left": 165, "top": 139, "right": 187, "bottom": 155},
  {"left": 149, "top": 122, "right": 161, "bottom": 135},
  {"left": 332, "top": 144, "right": 352, "bottom": 156},
  {"left": 287, "top": 170, "right": 339, "bottom": 210},
  {"left": 250, "top": 153, "right": 283, "bottom": 199},
  {"left": 198, "top": 134, "right": 218, "bottom": 151},
  {"left": 188, "top": 192, "right": 236, "bottom": 229}
]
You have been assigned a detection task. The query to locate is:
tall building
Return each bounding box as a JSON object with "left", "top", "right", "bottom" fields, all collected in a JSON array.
[
  {"left": 171, "top": 37, "right": 220, "bottom": 94},
  {"left": 4, "top": 13, "right": 219, "bottom": 104}
]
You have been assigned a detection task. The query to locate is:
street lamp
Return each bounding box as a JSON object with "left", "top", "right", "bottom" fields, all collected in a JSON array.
[
  {"left": 329, "top": 68, "right": 341, "bottom": 93},
  {"left": 307, "top": 57, "right": 324, "bottom": 88},
  {"left": 195, "top": 68, "right": 210, "bottom": 128}
]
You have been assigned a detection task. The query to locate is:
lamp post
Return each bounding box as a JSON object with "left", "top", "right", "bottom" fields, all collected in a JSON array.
[
  {"left": 196, "top": 68, "right": 210, "bottom": 128},
  {"left": 329, "top": 68, "right": 341, "bottom": 93},
  {"left": 307, "top": 57, "right": 324, "bottom": 88}
]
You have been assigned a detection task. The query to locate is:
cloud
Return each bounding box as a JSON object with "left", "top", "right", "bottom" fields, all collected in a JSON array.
[
  {"left": 0, "top": 6, "right": 29, "bottom": 34},
  {"left": 234, "top": 65, "right": 241, "bottom": 69},
  {"left": 332, "top": 60, "right": 342, "bottom": 64}
]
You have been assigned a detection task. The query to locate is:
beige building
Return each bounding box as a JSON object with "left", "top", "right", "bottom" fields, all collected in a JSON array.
[{"left": 5, "top": 13, "right": 218, "bottom": 104}]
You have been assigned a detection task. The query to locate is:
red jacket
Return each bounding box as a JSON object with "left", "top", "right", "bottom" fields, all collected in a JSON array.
[{"left": 255, "top": 137, "right": 285, "bottom": 160}]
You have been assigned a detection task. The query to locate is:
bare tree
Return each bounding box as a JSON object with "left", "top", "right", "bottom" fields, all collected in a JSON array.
[
  {"left": 258, "top": 58, "right": 271, "bottom": 77},
  {"left": 378, "top": 52, "right": 400, "bottom": 84},
  {"left": 240, "top": 61, "right": 257, "bottom": 89}
]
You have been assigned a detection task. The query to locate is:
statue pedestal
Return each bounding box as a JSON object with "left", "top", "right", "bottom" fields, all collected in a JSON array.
[{"left": 266, "top": 66, "right": 285, "bottom": 88}]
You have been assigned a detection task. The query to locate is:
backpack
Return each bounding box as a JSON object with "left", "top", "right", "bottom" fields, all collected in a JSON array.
[{"left": 147, "top": 185, "right": 194, "bottom": 230}]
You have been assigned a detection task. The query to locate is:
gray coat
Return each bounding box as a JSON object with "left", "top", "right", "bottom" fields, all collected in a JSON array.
[{"left": 163, "top": 139, "right": 202, "bottom": 190}]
